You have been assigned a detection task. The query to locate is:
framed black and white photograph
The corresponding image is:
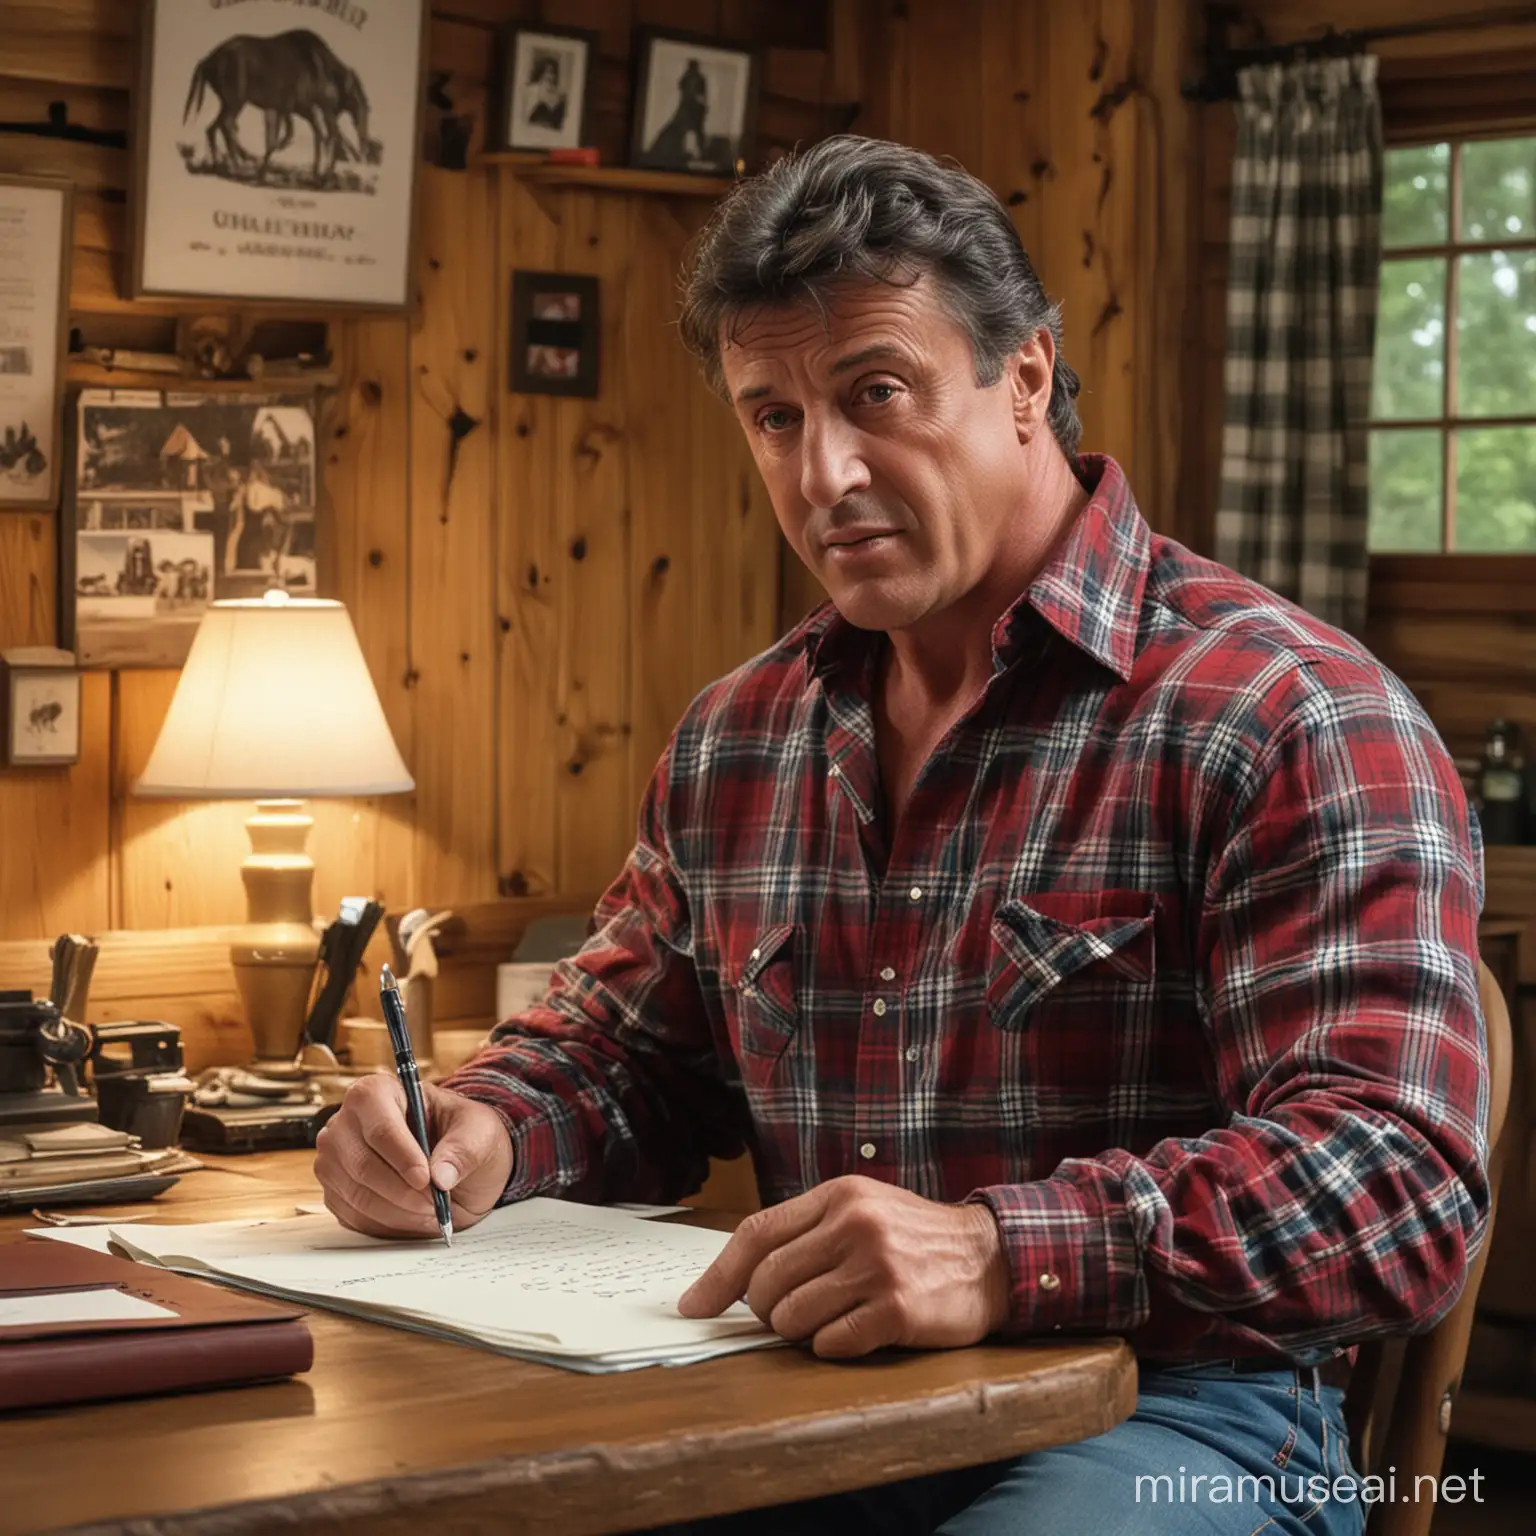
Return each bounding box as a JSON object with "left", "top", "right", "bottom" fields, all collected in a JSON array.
[
  {"left": 1, "top": 648, "right": 81, "bottom": 767},
  {"left": 129, "top": 0, "right": 427, "bottom": 309},
  {"left": 629, "top": 29, "right": 758, "bottom": 178},
  {"left": 61, "top": 389, "right": 320, "bottom": 668},
  {"left": 496, "top": 23, "right": 597, "bottom": 153},
  {"left": 510, "top": 272, "right": 600, "bottom": 398},
  {"left": 0, "top": 175, "right": 73, "bottom": 511}
]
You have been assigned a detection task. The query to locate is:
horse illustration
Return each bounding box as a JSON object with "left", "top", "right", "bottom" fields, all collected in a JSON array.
[
  {"left": 28, "top": 700, "right": 63, "bottom": 736},
  {"left": 183, "top": 30, "right": 382, "bottom": 186}
]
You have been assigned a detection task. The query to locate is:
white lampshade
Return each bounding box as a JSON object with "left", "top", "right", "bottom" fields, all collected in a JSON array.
[{"left": 134, "top": 593, "right": 413, "bottom": 799}]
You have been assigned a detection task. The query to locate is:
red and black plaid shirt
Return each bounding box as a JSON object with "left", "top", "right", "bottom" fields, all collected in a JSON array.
[{"left": 446, "top": 455, "right": 1489, "bottom": 1361}]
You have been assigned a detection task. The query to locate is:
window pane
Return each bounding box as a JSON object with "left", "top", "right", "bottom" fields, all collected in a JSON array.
[
  {"left": 1459, "top": 136, "right": 1536, "bottom": 244},
  {"left": 1371, "top": 257, "right": 1445, "bottom": 420},
  {"left": 1458, "top": 251, "right": 1536, "bottom": 416},
  {"left": 1455, "top": 427, "right": 1536, "bottom": 551},
  {"left": 1383, "top": 143, "right": 1449, "bottom": 247},
  {"left": 1369, "top": 430, "right": 1443, "bottom": 551}
]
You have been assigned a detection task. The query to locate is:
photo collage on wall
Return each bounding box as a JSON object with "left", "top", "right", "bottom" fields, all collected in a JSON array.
[{"left": 63, "top": 390, "right": 319, "bottom": 669}]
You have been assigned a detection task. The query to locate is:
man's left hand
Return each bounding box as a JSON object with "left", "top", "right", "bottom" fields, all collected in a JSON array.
[{"left": 676, "top": 1175, "right": 1011, "bottom": 1358}]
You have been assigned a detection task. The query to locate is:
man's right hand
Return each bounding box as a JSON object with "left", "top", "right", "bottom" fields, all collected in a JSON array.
[{"left": 314, "top": 1075, "right": 515, "bottom": 1239}]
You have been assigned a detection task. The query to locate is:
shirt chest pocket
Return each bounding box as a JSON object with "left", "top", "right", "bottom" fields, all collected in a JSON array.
[
  {"left": 986, "top": 891, "right": 1157, "bottom": 1032},
  {"left": 728, "top": 923, "right": 799, "bottom": 1075}
]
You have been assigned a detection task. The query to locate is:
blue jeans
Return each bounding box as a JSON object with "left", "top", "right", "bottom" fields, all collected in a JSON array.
[{"left": 653, "top": 1363, "right": 1364, "bottom": 1536}]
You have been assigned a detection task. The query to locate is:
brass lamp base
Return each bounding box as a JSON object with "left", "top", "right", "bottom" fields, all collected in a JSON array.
[{"left": 231, "top": 799, "right": 319, "bottom": 1064}]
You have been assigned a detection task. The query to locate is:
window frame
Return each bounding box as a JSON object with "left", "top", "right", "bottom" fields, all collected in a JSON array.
[{"left": 1370, "top": 131, "right": 1536, "bottom": 573}]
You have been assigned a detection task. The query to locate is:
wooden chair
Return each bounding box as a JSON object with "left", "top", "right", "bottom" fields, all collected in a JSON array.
[{"left": 1341, "top": 960, "right": 1515, "bottom": 1536}]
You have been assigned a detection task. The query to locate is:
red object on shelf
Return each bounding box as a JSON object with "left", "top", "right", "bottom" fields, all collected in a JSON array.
[{"left": 547, "top": 147, "right": 600, "bottom": 167}]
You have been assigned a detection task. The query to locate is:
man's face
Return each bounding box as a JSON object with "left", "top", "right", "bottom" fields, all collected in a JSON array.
[{"left": 721, "top": 275, "right": 1042, "bottom": 633}]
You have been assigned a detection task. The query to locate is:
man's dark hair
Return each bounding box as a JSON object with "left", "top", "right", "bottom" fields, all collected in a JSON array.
[{"left": 679, "top": 135, "right": 1082, "bottom": 458}]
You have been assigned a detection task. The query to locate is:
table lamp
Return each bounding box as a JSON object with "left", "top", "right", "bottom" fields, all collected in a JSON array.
[{"left": 134, "top": 592, "right": 413, "bottom": 1065}]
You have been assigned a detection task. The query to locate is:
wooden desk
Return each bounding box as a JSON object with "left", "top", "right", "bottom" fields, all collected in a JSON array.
[{"left": 0, "top": 1152, "right": 1137, "bottom": 1536}]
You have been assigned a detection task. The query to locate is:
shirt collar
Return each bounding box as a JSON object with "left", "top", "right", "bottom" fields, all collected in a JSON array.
[{"left": 805, "top": 454, "right": 1151, "bottom": 686}]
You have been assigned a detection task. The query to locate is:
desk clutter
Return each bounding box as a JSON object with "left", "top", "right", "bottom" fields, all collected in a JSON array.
[{"left": 0, "top": 1240, "right": 313, "bottom": 1411}]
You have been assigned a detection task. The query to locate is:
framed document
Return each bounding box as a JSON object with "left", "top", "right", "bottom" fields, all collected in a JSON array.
[
  {"left": 129, "top": 0, "right": 427, "bottom": 310},
  {"left": 0, "top": 175, "right": 73, "bottom": 511}
]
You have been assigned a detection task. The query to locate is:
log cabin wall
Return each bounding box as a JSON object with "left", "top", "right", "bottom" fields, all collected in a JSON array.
[
  {"left": 1185, "top": 1, "right": 1536, "bottom": 769},
  {"left": 779, "top": 0, "right": 1203, "bottom": 622},
  {"left": 0, "top": 0, "right": 830, "bottom": 970},
  {"left": 0, "top": 0, "right": 1203, "bottom": 1065}
]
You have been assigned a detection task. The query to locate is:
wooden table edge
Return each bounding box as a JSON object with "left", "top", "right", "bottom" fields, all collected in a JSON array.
[{"left": 45, "top": 1340, "right": 1139, "bottom": 1536}]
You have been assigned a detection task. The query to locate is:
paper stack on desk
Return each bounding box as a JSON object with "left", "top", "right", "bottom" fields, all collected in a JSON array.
[{"left": 101, "top": 1200, "right": 783, "bottom": 1373}]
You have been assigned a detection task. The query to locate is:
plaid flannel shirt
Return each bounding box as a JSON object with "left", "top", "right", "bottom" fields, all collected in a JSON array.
[{"left": 445, "top": 455, "right": 1489, "bottom": 1361}]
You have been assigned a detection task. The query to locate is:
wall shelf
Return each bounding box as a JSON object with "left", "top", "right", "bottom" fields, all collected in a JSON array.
[{"left": 472, "top": 154, "right": 733, "bottom": 198}]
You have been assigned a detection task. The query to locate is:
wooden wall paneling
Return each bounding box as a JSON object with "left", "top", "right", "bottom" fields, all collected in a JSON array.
[
  {"left": 308, "top": 318, "right": 417, "bottom": 919},
  {"left": 1042, "top": 3, "right": 1141, "bottom": 479},
  {"left": 0, "top": 133, "right": 125, "bottom": 194},
  {"left": 495, "top": 175, "right": 563, "bottom": 898},
  {"left": 0, "top": 513, "right": 54, "bottom": 647},
  {"left": 978, "top": 0, "right": 1043, "bottom": 263},
  {"left": 0, "top": 0, "right": 137, "bottom": 91},
  {"left": 901, "top": 0, "right": 983, "bottom": 169},
  {"left": 408, "top": 155, "right": 500, "bottom": 906},
  {"left": 114, "top": 669, "right": 249, "bottom": 929},
  {"left": 1130, "top": 0, "right": 1196, "bottom": 542},
  {"left": 625, "top": 198, "right": 701, "bottom": 814},
  {"left": 0, "top": 672, "right": 110, "bottom": 941},
  {"left": 552, "top": 190, "right": 635, "bottom": 894}
]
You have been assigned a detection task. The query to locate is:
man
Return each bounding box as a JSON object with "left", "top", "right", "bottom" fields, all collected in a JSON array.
[{"left": 316, "top": 137, "right": 1488, "bottom": 1535}]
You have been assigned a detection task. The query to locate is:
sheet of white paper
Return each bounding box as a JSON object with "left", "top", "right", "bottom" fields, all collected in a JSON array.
[
  {"left": 0, "top": 1289, "right": 178, "bottom": 1327},
  {"left": 110, "top": 1199, "right": 773, "bottom": 1363},
  {"left": 25, "top": 1217, "right": 270, "bottom": 1256}
]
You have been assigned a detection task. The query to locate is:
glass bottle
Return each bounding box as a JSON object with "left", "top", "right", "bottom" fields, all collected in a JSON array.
[{"left": 1477, "top": 719, "right": 1527, "bottom": 845}]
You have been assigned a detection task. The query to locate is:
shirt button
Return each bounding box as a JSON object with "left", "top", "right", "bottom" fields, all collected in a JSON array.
[
  {"left": 859, "top": 1141, "right": 877, "bottom": 1160},
  {"left": 879, "top": 966, "right": 896, "bottom": 982},
  {"left": 1038, "top": 1273, "right": 1061, "bottom": 1292},
  {"left": 904, "top": 1045, "right": 920, "bottom": 1062},
  {"left": 749, "top": 947, "right": 760, "bottom": 961},
  {"left": 908, "top": 885, "right": 923, "bottom": 902},
  {"left": 872, "top": 999, "right": 887, "bottom": 1017},
  {"left": 828, "top": 764, "right": 842, "bottom": 779}
]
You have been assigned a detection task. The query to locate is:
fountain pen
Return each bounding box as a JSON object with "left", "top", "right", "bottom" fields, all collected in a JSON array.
[{"left": 379, "top": 964, "right": 453, "bottom": 1247}]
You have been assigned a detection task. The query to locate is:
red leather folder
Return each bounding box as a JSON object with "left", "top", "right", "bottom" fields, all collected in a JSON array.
[{"left": 1, "top": 1240, "right": 313, "bottom": 1410}]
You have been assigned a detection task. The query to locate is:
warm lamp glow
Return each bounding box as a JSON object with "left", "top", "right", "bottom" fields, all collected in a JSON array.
[
  {"left": 134, "top": 594, "right": 413, "bottom": 799},
  {"left": 134, "top": 595, "right": 412, "bottom": 1062}
]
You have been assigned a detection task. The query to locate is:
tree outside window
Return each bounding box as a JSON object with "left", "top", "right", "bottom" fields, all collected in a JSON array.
[{"left": 1369, "top": 135, "right": 1536, "bottom": 553}]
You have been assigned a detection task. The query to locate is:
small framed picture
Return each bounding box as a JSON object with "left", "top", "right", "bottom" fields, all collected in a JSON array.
[
  {"left": 1, "top": 649, "right": 81, "bottom": 767},
  {"left": 61, "top": 388, "right": 321, "bottom": 668},
  {"left": 510, "top": 272, "right": 600, "bottom": 398},
  {"left": 629, "top": 29, "right": 758, "bottom": 178},
  {"left": 129, "top": 0, "right": 427, "bottom": 309},
  {"left": 495, "top": 24, "right": 598, "bottom": 153},
  {"left": 0, "top": 175, "right": 73, "bottom": 511}
]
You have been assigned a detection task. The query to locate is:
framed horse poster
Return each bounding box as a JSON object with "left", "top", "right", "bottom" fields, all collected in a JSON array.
[{"left": 129, "top": 0, "right": 427, "bottom": 309}]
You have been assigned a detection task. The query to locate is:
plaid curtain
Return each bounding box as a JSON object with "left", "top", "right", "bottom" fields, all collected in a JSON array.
[{"left": 1215, "top": 56, "right": 1383, "bottom": 631}]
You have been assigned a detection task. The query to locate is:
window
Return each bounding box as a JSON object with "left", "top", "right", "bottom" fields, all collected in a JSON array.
[{"left": 1368, "top": 135, "right": 1536, "bottom": 554}]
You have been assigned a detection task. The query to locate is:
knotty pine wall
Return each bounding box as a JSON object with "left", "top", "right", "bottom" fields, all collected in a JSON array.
[
  {"left": 0, "top": 0, "right": 831, "bottom": 949},
  {"left": 0, "top": 1, "right": 1206, "bottom": 1026}
]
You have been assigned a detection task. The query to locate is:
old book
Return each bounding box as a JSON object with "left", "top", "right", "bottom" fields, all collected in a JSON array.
[{"left": 0, "top": 1241, "right": 312, "bottom": 1410}]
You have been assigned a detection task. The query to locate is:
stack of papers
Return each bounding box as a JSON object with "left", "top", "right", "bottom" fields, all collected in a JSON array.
[{"left": 42, "top": 1200, "right": 782, "bottom": 1373}]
